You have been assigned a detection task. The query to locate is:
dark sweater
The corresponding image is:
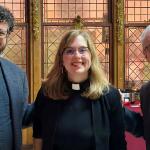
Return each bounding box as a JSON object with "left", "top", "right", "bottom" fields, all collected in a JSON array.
[
  {"left": 53, "top": 90, "right": 94, "bottom": 150},
  {"left": 33, "top": 81, "right": 126, "bottom": 150}
]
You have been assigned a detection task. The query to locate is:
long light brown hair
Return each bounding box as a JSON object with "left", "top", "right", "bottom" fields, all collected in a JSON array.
[{"left": 43, "top": 30, "right": 109, "bottom": 100}]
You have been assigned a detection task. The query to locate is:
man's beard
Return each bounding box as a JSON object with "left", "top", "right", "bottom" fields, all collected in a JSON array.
[{"left": 0, "top": 42, "right": 7, "bottom": 55}]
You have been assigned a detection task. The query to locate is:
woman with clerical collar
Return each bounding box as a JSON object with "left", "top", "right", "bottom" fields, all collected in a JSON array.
[{"left": 33, "top": 30, "right": 126, "bottom": 150}]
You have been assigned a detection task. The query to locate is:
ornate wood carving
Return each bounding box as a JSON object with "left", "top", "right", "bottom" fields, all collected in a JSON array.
[
  {"left": 32, "top": 0, "right": 40, "bottom": 39},
  {"left": 116, "top": 0, "right": 124, "bottom": 44},
  {"left": 73, "top": 15, "right": 84, "bottom": 29}
]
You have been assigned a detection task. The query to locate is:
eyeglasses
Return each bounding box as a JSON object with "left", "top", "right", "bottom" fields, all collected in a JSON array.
[
  {"left": 63, "top": 47, "right": 89, "bottom": 56},
  {"left": 0, "top": 30, "right": 8, "bottom": 38}
]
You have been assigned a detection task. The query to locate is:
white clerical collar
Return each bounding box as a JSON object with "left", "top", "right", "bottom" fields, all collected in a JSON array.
[{"left": 72, "top": 83, "right": 80, "bottom": 90}]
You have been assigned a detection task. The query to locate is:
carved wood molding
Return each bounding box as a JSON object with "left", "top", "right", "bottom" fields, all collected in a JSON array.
[
  {"left": 116, "top": 0, "right": 124, "bottom": 44},
  {"left": 72, "top": 15, "right": 84, "bottom": 29},
  {"left": 32, "top": 0, "right": 40, "bottom": 40}
]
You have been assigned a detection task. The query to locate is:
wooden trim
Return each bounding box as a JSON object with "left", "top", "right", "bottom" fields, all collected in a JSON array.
[
  {"left": 31, "top": 0, "right": 42, "bottom": 99},
  {"left": 32, "top": 0, "right": 40, "bottom": 40},
  {"left": 113, "top": 0, "right": 125, "bottom": 89},
  {"left": 23, "top": 0, "right": 42, "bottom": 145}
]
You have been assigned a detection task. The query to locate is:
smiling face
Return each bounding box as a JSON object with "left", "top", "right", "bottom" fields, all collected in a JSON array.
[{"left": 62, "top": 35, "right": 91, "bottom": 83}]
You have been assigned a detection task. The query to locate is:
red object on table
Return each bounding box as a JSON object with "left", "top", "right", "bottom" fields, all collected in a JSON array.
[{"left": 124, "top": 101, "right": 146, "bottom": 150}]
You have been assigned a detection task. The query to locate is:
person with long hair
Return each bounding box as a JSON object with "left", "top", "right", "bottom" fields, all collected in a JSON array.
[{"left": 33, "top": 30, "right": 126, "bottom": 150}]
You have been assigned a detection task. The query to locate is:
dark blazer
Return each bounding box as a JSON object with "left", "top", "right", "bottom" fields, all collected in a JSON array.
[
  {"left": 123, "top": 107, "right": 143, "bottom": 137},
  {"left": 0, "top": 58, "right": 33, "bottom": 150},
  {"left": 33, "top": 86, "right": 126, "bottom": 150},
  {"left": 140, "top": 81, "right": 150, "bottom": 147}
]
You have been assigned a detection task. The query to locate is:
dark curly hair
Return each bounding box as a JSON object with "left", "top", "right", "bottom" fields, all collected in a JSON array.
[{"left": 0, "top": 5, "right": 15, "bottom": 34}]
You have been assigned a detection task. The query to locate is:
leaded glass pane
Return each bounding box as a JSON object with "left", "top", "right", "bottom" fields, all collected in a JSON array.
[
  {"left": 1, "top": 27, "right": 27, "bottom": 71},
  {"left": 43, "top": 0, "right": 108, "bottom": 23},
  {"left": 125, "top": 27, "right": 150, "bottom": 89},
  {"left": 125, "top": 0, "right": 150, "bottom": 23}
]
